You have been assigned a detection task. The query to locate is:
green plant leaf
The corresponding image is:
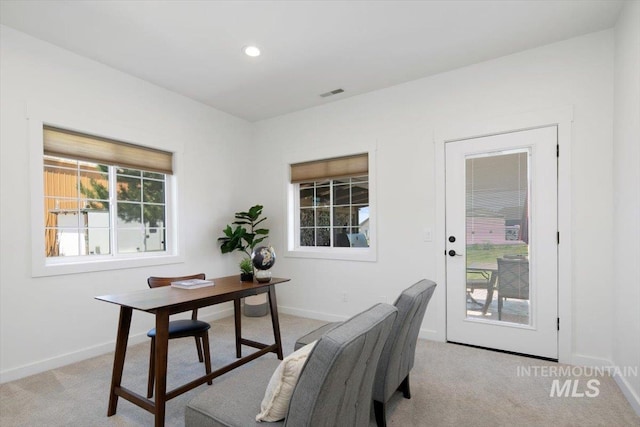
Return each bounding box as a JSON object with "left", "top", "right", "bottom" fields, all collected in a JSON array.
[
  {"left": 239, "top": 257, "right": 253, "bottom": 273},
  {"left": 248, "top": 205, "right": 263, "bottom": 219},
  {"left": 218, "top": 205, "right": 269, "bottom": 258},
  {"left": 221, "top": 225, "right": 233, "bottom": 237},
  {"left": 253, "top": 236, "right": 267, "bottom": 246},
  {"left": 253, "top": 217, "right": 267, "bottom": 227},
  {"left": 218, "top": 225, "right": 248, "bottom": 253}
]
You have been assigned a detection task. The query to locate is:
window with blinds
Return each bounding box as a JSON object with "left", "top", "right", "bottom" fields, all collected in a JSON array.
[
  {"left": 290, "top": 154, "right": 370, "bottom": 249},
  {"left": 43, "top": 126, "right": 173, "bottom": 258}
]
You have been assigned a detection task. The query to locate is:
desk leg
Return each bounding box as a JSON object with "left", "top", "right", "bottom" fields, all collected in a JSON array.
[
  {"left": 154, "top": 309, "right": 170, "bottom": 427},
  {"left": 107, "top": 306, "right": 132, "bottom": 416},
  {"left": 234, "top": 298, "right": 242, "bottom": 358},
  {"left": 267, "top": 287, "right": 283, "bottom": 360},
  {"left": 482, "top": 273, "right": 498, "bottom": 315}
]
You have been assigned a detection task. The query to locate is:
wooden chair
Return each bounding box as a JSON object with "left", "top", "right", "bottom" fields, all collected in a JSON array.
[
  {"left": 497, "top": 258, "right": 530, "bottom": 320},
  {"left": 146, "top": 274, "right": 212, "bottom": 398}
]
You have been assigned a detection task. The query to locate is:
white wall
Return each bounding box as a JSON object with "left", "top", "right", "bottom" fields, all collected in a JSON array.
[
  {"left": 252, "top": 31, "right": 615, "bottom": 362},
  {"left": 0, "top": 26, "right": 253, "bottom": 381},
  {"left": 613, "top": 0, "right": 640, "bottom": 413}
]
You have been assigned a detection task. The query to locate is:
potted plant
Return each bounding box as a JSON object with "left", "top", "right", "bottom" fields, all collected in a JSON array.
[
  {"left": 218, "top": 204, "right": 269, "bottom": 282},
  {"left": 239, "top": 258, "right": 254, "bottom": 282}
]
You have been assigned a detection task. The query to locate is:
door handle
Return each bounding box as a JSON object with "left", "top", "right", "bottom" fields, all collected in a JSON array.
[{"left": 448, "top": 249, "right": 462, "bottom": 257}]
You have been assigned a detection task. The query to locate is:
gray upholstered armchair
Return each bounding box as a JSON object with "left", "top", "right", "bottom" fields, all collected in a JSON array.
[
  {"left": 295, "top": 279, "right": 437, "bottom": 427},
  {"left": 372, "top": 279, "right": 436, "bottom": 427},
  {"left": 185, "top": 303, "right": 398, "bottom": 427}
]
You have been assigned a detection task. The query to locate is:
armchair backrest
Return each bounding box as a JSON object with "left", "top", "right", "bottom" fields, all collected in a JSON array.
[
  {"left": 373, "top": 279, "right": 437, "bottom": 403},
  {"left": 285, "top": 303, "right": 397, "bottom": 427},
  {"left": 497, "top": 258, "right": 529, "bottom": 300}
]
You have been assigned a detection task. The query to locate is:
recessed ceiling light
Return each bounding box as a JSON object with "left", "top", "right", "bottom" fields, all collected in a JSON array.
[{"left": 243, "top": 46, "right": 261, "bottom": 57}]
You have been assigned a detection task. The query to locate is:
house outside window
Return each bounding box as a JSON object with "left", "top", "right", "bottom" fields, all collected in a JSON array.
[
  {"left": 287, "top": 152, "right": 376, "bottom": 261},
  {"left": 42, "top": 126, "right": 173, "bottom": 261}
]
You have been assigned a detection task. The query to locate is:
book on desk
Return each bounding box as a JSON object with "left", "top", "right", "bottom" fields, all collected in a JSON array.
[{"left": 170, "top": 279, "right": 215, "bottom": 289}]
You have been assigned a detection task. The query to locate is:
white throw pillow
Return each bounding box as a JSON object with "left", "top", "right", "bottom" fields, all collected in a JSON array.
[{"left": 256, "top": 340, "right": 317, "bottom": 422}]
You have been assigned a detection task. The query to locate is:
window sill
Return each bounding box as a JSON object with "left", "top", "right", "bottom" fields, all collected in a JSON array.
[
  {"left": 32, "top": 253, "right": 184, "bottom": 277},
  {"left": 285, "top": 247, "right": 376, "bottom": 262}
]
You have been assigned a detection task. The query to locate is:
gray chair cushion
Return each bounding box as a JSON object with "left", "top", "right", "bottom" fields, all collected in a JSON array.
[
  {"left": 373, "top": 279, "right": 437, "bottom": 403},
  {"left": 185, "top": 303, "right": 397, "bottom": 427},
  {"left": 185, "top": 359, "right": 283, "bottom": 427}
]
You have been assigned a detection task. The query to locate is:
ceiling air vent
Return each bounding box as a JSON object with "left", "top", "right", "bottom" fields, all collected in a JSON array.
[{"left": 320, "top": 88, "right": 345, "bottom": 98}]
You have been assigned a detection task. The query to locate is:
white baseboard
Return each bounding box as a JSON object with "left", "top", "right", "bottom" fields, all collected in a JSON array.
[
  {"left": 278, "top": 305, "right": 349, "bottom": 323},
  {"left": 569, "top": 353, "right": 640, "bottom": 416},
  {"left": 615, "top": 371, "right": 640, "bottom": 416},
  {"left": 570, "top": 353, "right": 613, "bottom": 368},
  {"left": 418, "top": 328, "right": 442, "bottom": 342},
  {"left": 0, "top": 333, "right": 147, "bottom": 384},
  {"left": 0, "top": 307, "right": 234, "bottom": 384}
]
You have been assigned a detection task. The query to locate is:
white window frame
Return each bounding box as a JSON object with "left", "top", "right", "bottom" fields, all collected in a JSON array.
[
  {"left": 284, "top": 144, "right": 377, "bottom": 262},
  {"left": 28, "top": 106, "right": 184, "bottom": 277}
]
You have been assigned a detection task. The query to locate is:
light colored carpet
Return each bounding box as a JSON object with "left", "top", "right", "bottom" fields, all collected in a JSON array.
[{"left": 1, "top": 312, "right": 638, "bottom": 426}]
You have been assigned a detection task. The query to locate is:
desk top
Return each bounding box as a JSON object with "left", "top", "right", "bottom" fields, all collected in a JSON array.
[{"left": 95, "top": 275, "right": 290, "bottom": 312}]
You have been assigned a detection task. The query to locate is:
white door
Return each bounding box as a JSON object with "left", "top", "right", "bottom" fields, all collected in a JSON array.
[{"left": 445, "top": 126, "right": 558, "bottom": 359}]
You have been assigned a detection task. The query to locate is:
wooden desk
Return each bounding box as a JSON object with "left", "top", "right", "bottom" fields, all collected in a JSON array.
[{"left": 96, "top": 275, "right": 290, "bottom": 427}]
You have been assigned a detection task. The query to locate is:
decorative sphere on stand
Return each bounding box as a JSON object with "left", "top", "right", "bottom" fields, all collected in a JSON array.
[{"left": 251, "top": 246, "right": 276, "bottom": 282}]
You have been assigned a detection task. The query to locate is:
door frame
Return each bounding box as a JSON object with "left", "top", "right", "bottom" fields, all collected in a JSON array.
[{"left": 434, "top": 106, "right": 574, "bottom": 363}]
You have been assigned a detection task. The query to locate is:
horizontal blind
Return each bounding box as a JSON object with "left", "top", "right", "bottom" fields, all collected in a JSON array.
[
  {"left": 43, "top": 126, "right": 173, "bottom": 175},
  {"left": 290, "top": 153, "right": 368, "bottom": 183}
]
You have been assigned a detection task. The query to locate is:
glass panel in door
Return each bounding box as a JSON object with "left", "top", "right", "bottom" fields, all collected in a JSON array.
[{"left": 465, "top": 150, "right": 530, "bottom": 325}]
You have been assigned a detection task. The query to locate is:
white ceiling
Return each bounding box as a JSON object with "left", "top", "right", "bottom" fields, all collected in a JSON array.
[{"left": 0, "top": 0, "right": 624, "bottom": 122}]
